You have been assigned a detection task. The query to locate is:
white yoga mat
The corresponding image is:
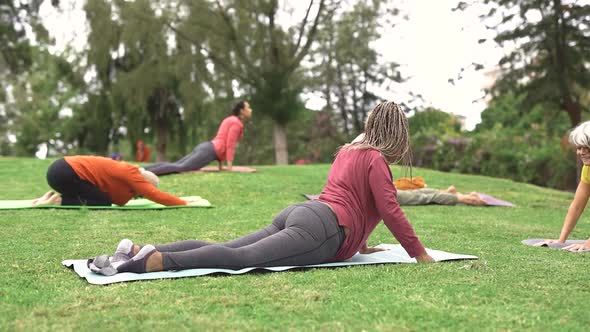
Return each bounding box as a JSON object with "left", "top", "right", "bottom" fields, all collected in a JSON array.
[{"left": 62, "top": 244, "right": 478, "bottom": 285}]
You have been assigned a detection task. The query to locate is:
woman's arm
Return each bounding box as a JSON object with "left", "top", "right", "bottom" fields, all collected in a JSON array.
[
  {"left": 368, "top": 156, "right": 432, "bottom": 261},
  {"left": 537, "top": 180, "right": 590, "bottom": 247},
  {"left": 129, "top": 175, "right": 187, "bottom": 206},
  {"left": 224, "top": 124, "right": 243, "bottom": 169},
  {"left": 558, "top": 181, "right": 590, "bottom": 241}
]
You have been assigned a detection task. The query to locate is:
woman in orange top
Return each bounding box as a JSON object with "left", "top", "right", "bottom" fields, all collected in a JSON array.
[{"left": 31, "top": 156, "right": 196, "bottom": 207}]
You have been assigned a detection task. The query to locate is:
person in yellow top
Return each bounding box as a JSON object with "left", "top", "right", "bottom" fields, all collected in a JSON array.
[{"left": 537, "top": 121, "right": 590, "bottom": 251}]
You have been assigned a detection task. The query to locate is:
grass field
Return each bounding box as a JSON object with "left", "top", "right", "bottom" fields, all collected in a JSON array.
[{"left": 0, "top": 157, "right": 588, "bottom": 331}]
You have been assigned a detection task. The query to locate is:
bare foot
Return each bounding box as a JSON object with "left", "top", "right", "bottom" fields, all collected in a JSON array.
[
  {"left": 46, "top": 193, "right": 62, "bottom": 205},
  {"left": 458, "top": 193, "right": 486, "bottom": 206},
  {"left": 444, "top": 185, "right": 457, "bottom": 194},
  {"left": 32, "top": 191, "right": 54, "bottom": 206},
  {"left": 32, "top": 192, "right": 61, "bottom": 206}
]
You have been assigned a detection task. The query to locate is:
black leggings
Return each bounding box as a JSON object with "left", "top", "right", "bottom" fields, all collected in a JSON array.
[
  {"left": 46, "top": 159, "right": 112, "bottom": 206},
  {"left": 155, "top": 201, "right": 345, "bottom": 270},
  {"left": 145, "top": 141, "right": 217, "bottom": 176}
]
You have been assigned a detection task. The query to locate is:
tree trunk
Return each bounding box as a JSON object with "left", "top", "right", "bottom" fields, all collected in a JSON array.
[
  {"left": 156, "top": 120, "right": 168, "bottom": 162},
  {"left": 563, "top": 97, "right": 581, "bottom": 127},
  {"left": 551, "top": 0, "right": 580, "bottom": 127},
  {"left": 273, "top": 122, "right": 288, "bottom": 165},
  {"left": 335, "top": 63, "right": 349, "bottom": 135},
  {"left": 156, "top": 89, "right": 169, "bottom": 162},
  {"left": 349, "top": 63, "right": 362, "bottom": 133}
]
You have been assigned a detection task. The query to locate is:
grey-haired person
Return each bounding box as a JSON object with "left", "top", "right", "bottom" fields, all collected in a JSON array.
[{"left": 536, "top": 121, "right": 590, "bottom": 251}]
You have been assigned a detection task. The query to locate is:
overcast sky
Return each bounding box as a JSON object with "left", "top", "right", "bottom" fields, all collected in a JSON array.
[{"left": 39, "top": 0, "right": 506, "bottom": 130}]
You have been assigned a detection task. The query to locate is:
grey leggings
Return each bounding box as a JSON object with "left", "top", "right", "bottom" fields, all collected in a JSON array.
[
  {"left": 155, "top": 201, "right": 345, "bottom": 270},
  {"left": 145, "top": 141, "right": 217, "bottom": 176},
  {"left": 397, "top": 189, "right": 458, "bottom": 205}
]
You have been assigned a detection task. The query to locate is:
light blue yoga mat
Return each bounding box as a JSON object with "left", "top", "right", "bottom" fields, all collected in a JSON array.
[
  {"left": 62, "top": 244, "right": 478, "bottom": 285},
  {"left": 0, "top": 196, "right": 211, "bottom": 210}
]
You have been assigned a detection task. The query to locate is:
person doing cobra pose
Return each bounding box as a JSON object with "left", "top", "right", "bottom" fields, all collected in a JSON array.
[
  {"left": 145, "top": 100, "right": 253, "bottom": 175},
  {"left": 95, "top": 101, "right": 433, "bottom": 275}
]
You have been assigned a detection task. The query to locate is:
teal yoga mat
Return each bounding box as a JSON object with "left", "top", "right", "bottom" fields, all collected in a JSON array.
[
  {"left": 62, "top": 244, "right": 478, "bottom": 285},
  {"left": 0, "top": 196, "right": 211, "bottom": 210}
]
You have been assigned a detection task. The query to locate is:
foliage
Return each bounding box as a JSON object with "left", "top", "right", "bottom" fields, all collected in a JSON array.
[
  {"left": 409, "top": 108, "right": 464, "bottom": 168},
  {"left": 8, "top": 47, "right": 85, "bottom": 156},
  {"left": 409, "top": 100, "right": 577, "bottom": 190},
  {"left": 457, "top": 0, "right": 590, "bottom": 126},
  {"left": 232, "top": 107, "right": 346, "bottom": 166},
  {"left": 0, "top": 0, "right": 58, "bottom": 154},
  {"left": 310, "top": 0, "right": 402, "bottom": 135},
  {"left": 0, "top": 0, "right": 50, "bottom": 75},
  {"left": 1, "top": 0, "right": 404, "bottom": 166}
]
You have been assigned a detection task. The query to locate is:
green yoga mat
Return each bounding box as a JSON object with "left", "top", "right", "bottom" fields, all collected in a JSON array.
[{"left": 0, "top": 196, "right": 211, "bottom": 210}]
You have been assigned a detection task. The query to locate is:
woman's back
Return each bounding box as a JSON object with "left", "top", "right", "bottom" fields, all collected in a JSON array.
[{"left": 320, "top": 148, "right": 425, "bottom": 261}]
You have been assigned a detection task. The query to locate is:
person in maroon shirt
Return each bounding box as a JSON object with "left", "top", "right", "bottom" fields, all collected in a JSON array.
[
  {"left": 92, "top": 101, "right": 433, "bottom": 275},
  {"left": 145, "top": 101, "right": 253, "bottom": 175}
]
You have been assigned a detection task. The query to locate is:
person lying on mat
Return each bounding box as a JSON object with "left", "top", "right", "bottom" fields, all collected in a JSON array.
[
  {"left": 145, "top": 100, "right": 253, "bottom": 175},
  {"left": 96, "top": 101, "right": 434, "bottom": 274},
  {"left": 353, "top": 134, "right": 485, "bottom": 206},
  {"left": 536, "top": 121, "right": 590, "bottom": 251},
  {"left": 398, "top": 186, "right": 486, "bottom": 206},
  {"left": 31, "top": 156, "right": 200, "bottom": 207}
]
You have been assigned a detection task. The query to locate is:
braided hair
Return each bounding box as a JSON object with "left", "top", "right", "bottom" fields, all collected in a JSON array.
[{"left": 340, "top": 101, "right": 412, "bottom": 166}]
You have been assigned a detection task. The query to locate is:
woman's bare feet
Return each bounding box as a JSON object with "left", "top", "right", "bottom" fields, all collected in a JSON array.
[
  {"left": 31, "top": 191, "right": 61, "bottom": 206},
  {"left": 31, "top": 191, "right": 54, "bottom": 206},
  {"left": 46, "top": 193, "right": 62, "bottom": 205},
  {"left": 458, "top": 192, "right": 486, "bottom": 206},
  {"left": 444, "top": 185, "right": 457, "bottom": 194}
]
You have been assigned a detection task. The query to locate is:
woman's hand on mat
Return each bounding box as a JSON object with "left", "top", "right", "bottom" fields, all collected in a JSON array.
[
  {"left": 563, "top": 240, "right": 590, "bottom": 251},
  {"left": 184, "top": 197, "right": 202, "bottom": 206},
  {"left": 359, "top": 246, "right": 386, "bottom": 254},
  {"left": 415, "top": 252, "right": 435, "bottom": 263},
  {"left": 533, "top": 239, "right": 564, "bottom": 246}
]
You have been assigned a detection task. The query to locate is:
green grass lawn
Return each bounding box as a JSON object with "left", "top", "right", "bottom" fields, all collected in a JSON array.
[{"left": 0, "top": 157, "right": 588, "bottom": 331}]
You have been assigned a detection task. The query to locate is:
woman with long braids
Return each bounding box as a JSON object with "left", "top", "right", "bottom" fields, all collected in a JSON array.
[
  {"left": 145, "top": 100, "right": 253, "bottom": 175},
  {"left": 98, "top": 101, "right": 433, "bottom": 274}
]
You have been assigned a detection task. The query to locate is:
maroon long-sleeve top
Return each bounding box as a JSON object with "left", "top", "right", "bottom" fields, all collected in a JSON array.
[{"left": 319, "top": 148, "right": 426, "bottom": 261}]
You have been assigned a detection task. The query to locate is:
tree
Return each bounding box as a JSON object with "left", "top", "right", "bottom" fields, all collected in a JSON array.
[
  {"left": 0, "top": 0, "right": 57, "bottom": 155},
  {"left": 83, "top": 0, "right": 213, "bottom": 161},
  {"left": 458, "top": 0, "right": 590, "bottom": 127},
  {"left": 0, "top": 0, "right": 49, "bottom": 75},
  {"left": 408, "top": 107, "right": 464, "bottom": 167},
  {"left": 10, "top": 47, "right": 85, "bottom": 156},
  {"left": 309, "top": 0, "right": 404, "bottom": 136},
  {"left": 165, "top": 0, "right": 334, "bottom": 165}
]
